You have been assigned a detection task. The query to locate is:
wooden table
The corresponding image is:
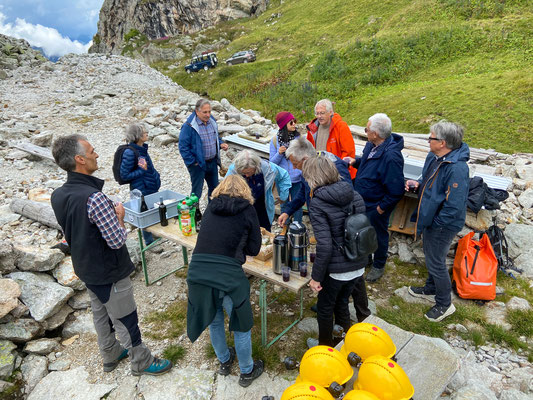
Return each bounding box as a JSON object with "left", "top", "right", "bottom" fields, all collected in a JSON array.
[{"left": 143, "top": 222, "right": 311, "bottom": 347}]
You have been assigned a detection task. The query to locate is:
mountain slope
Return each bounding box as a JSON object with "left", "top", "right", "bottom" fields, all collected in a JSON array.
[{"left": 155, "top": 0, "right": 532, "bottom": 154}]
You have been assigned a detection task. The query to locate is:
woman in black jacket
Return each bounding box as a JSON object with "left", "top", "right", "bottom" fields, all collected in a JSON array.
[
  {"left": 303, "top": 156, "right": 368, "bottom": 347},
  {"left": 186, "top": 174, "right": 264, "bottom": 388}
]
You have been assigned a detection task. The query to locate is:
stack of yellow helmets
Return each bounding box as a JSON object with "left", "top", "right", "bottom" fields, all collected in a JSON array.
[{"left": 280, "top": 323, "right": 414, "bottom": 400}]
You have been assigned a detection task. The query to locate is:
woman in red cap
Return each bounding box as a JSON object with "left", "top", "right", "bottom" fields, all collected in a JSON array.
[{"left": 270, "top": 111, "right": 303, "bottom": 223}]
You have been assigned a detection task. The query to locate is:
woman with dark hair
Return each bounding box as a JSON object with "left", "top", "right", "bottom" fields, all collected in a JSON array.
[
  {"left": 186, "top": 175, "right": 265, "bottom": 387},
  {"left": 269, "top": 111, "right": 303, "bottom": 223},
  {"left": 302, "top": 156, "right": 369, "bottom": 348},
  {"left": 120, "top": 123, "right": 160, "bottom": 245}
]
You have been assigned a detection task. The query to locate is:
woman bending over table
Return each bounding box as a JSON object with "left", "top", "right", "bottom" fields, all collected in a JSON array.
[{"left": 186, "top": 174, "right": 264, "bottom": 388}]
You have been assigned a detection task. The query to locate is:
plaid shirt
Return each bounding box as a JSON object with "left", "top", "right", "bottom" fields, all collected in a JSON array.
[
  {"left": 196, "top": 116, "right": 217, "bottom": 160},
  {"left": 87, "top": 191, "right": 127, "bottom": 249}
]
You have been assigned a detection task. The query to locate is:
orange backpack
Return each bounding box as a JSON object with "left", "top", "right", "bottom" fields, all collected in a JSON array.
[{"left": 452, "top": 232, "right": 498, "bottom": 301}]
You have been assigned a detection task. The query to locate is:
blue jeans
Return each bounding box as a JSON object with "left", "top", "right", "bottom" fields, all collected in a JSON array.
[
  {"left": 187, "top": 158, "right": 219, "bottom": 200},
  {"left": 366, "top": 206, "right": 392, "bottom": 270},
  {"left": 422, "top": 225, "right": 459, "bottom": 308},
  {"left": 209, "top": 295, "right": 253, "bottom": 374},
  {"left": 289, "top": 182, "right": 303, "bottom": 223},
  {"left": 142, "top": 230, "right": 154, "bottom": 245}
]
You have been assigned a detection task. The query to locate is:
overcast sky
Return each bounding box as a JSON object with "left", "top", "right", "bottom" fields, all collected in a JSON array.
[{"left": 0, "top": 0, "right": 104, "bottom": 58}]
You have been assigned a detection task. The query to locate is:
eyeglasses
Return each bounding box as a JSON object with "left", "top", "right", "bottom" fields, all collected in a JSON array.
[
  {"left": 427, "top": 137, "right": 443, "bottom": 142},
  {"left": 315, "top": 111, "right": 329, "bottom": 117},
  {"left": 288, "top": 120, "right": 297, "bottom": 125}
]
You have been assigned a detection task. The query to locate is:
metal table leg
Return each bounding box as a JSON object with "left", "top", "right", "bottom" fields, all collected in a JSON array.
[
  {"left": 138, "top": 228, "right": 186, "bottom": 286},
  {"left": 259, "top": 279, "right": 305, "bottom": 348}
]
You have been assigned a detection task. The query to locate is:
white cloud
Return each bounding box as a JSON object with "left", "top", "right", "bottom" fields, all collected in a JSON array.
[{"left": 0, "top": 11, "right": 92, "bottom": 58}]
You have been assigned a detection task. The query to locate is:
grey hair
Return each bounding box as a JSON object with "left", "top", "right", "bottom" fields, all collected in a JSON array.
[
  {"left": 431, "top": 120, "right": 464, "bottom": 150},
  {"left": 285, "top": 136, "right": 316, "bottom": 161},
  {"left": 368, "top": 113, "right": 392, "bottom": 139},
  {"left": 233, "top": 150, "right": 262, "bottom": 175},
  {"left": 301, "top": 155, "right": 340, "bottom": 191},
  {"left": 125, "top": 123, "right": 146, "bottom": 143},
  {"left": 195, "top": 98, "right": 211, "bottom": 111},
  {"left": 315, "top": 99, "right": 334, "bottom": 113},
  {"left": 52, "top": 134, "right": 88, "bottom": 172}
]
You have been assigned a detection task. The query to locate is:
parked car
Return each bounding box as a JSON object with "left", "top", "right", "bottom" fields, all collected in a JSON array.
[
  {"left": 184, "top": 52, "right": 218, "bottom": 73},
  {"left": 225, "top": 50, "right": 256, "bottom": 66}
]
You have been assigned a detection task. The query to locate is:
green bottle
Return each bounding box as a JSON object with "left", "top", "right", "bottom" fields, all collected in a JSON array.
[{"left": 185, "top": 197, "right": 196, "bottom": 231}]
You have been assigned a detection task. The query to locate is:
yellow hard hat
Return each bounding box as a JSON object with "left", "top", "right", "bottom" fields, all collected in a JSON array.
[
  {"left": 340, "top": 323, "right": 396, "bottom": 361},
  {"left": 343, "top": 390, "right": 381, "bottom": 400},
  {"left": 280, "top": 382, "right": 336, "bottom": 400},
  {"left": 295, "top": 346, "right": 354, "bottom": 388},
  {"left": 354, "top": 355, "right": 414, "bottom": 400}
]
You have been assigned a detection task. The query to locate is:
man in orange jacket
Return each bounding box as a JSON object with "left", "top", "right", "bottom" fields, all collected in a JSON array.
[{"left": 306, "top": 99, "right": 356, "bottom": 179}]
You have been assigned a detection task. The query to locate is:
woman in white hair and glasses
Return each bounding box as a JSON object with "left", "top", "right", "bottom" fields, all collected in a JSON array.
[{"left": 227, "top": 150, "right": 291, "bottom": 231}]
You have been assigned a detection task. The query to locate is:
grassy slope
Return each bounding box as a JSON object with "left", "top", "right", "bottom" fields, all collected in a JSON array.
[{"left": 154, "top": 0, "right": 532, "bottom": 154}]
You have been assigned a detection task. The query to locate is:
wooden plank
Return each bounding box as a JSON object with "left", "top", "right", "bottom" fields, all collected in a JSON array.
[
  {"left": 10, "top": 198, "right": 61, "bottom": 230},
  {"left": 146, "top": 222, "right": 311, "bottom": 293},
  {"left": 12, "top": 142, "right": 54, "bottom": 161}
]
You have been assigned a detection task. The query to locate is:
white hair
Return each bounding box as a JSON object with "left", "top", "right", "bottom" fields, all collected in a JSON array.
[
  {"left": 368, "top": 113, "right": 392, "bottom": 139},
  {"left": 315, "top": 99, "right": 334, "bottom": 113}
]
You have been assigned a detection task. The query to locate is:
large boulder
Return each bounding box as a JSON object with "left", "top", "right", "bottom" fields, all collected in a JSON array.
[
  {"left": 7, "top": 272, "right": 74, "bottom": 322},
  {"left": 0, "top": 340, "right": 17, "bottom": 379},
  {"left": 0, "top": 240, "right": 16, "bottom": 274},
  {"left": 52, "top": 258, "right": 85, "bottom": 290},
  {"left": 0, "top": 318, "right": 43, "bottom": 343},
  {"left": 27, "top": 366, "right": 116, "bottom": 400},
  {"left": 514, "top": 249, "right": 533, "bottom": 279},
  {"left": 504, "top": 224, "right": 533, "bottom": 259},
  {"left": 0, "top": 278, "right": 21, "bottom": 319},
  {"left": 13, "top": 245, "right": 64, "bottom": 272},
  {"left": 41, "top": 304, "right": 74, "bottom": 331},
  {"left": 21, "top": 354, "right": 48, "bottom": 394},
  {"left": 62, "top": 311, "right": 96, "bottom": 338}
]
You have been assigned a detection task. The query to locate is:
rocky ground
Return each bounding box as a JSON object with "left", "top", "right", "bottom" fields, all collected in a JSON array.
[{"left": 1, "top": 51, "right": 532, "bottom": 399}]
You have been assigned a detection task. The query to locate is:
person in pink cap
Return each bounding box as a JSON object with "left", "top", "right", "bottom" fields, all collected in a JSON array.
[{"left": 269, "top": 111, "right": 303, "bottom": 223}]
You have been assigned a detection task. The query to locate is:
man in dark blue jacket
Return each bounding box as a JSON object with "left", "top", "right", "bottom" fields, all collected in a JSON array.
[
  {"left": 406, "top": 121, "right": 470, "bottom": 322},
  {"left": 179, "top": 99, "right": 228, "bottom": 200},
  {"left": 277, "top": 137, "right": 352, "bottom": 226},
  {"left": 346, "top": 113, "right": 405, "bottom": 282}
]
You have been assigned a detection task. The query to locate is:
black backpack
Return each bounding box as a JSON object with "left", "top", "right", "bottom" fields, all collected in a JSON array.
[
  {"left": 112, "top": 145, "right": 139, "bottom": 185},
  {"left": 484, "top": 217, "right": 522, "bottom": 279},
  {"left": 333, "top": 199, "right": 378, "bottom": 261}
]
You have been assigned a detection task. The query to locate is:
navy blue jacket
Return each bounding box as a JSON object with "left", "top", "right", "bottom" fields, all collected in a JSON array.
[
  {"left": 119, "top": 142, "right": 161, "bottom": 196},
  {"left": 415, "top": 143, "right": 470, "bottom": 235},
  {"left": 353, "top": 133, "right": 405, "bottom": 212},
  {"left": 281, "top": 152, "right": 352, "bottom": 217},
  {"left": 179, "top": 113, "right": 224, "bottom": 170}
]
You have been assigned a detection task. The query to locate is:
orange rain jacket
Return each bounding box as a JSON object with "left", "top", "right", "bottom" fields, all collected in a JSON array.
[{"left": 306, "top": 113, "right": 357, "bottom": 179}]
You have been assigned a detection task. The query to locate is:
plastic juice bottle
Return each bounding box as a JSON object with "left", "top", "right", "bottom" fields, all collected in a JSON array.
[
  {"left": 185, "top": 197, "right": 195, "bottom": 232},
  {"left": 180, "top": 201, "right": 192, "bottom": 236},
  {"left": 190, "top": 193, "right": 202, "bottom": 231}
]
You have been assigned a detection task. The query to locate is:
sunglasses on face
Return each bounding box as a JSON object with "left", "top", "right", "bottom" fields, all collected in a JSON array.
[
  {"left": 427, "top": 137, "right": 442, "bottom": 142},
  {"left": 288, "top": 120, "right": 297, "bottom": 125}
]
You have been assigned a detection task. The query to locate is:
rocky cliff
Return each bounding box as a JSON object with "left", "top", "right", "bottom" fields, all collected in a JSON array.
[
  {"left": 89, "top": 0, "right": 269, "bottom": 54},
  {"left": 0, "top": 35, "right": 46, "bottom": 79}
]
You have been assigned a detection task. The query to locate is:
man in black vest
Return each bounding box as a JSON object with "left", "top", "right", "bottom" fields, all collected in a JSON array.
[{"left": 51, "top": 134, "right": 172, "bottom": 376}]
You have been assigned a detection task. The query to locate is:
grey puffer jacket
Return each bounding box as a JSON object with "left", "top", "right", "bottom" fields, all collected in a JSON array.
[{"left": 309, "top": 180, "right": 366, "bottom": 283}]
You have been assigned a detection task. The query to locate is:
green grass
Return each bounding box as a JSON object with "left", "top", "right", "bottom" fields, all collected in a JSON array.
[
  {"left": 143, "top": 300, "right": 188, "bottom": 340},
  {"left": 163, "top": 344, "right": 187, "bottom": 364},
  {"left": 143, "top": 0, "right": 533, "bottom": 154}
]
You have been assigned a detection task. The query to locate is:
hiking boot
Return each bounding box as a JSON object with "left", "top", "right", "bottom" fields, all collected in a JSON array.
[
  {"left": 365, "top": 267, "right": 384, "bottom": 282},
  {"left": 425, "top": 303, "right": 456, "bottom": 322},
  {"left": 238, "top": 360, "right": 264, "bottom": 388},
  {"left": 131, "top": 357, "right": 173, "bottom": 376},
  {"left": 103, "top": 348, "right": 129, "bottom": 372},
  {"left": 306, "top": 338, "right": 319, "bottom": 349},
  {"left": 408, "top": 286, "right": 436, "bottom": 302},
  {"left": 218, "top": 347, "right": 236, "bottom": 376}
]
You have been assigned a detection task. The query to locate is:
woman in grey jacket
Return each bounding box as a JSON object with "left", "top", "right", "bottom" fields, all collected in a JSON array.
[{"left": 303, "top": 156, "right": 368, "bottom": 347}]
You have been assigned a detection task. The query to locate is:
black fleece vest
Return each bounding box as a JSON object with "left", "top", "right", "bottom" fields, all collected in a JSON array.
[{"left": 51, "top": 172, "right": 134, "bottom": 285}]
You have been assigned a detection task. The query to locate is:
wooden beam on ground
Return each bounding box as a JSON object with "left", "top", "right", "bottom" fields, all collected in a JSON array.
[
  {"left": 12, "top": 142, "right": 54, "bottom": 161},
  {"left": 10, "top": 198, "right": 61, "bottom": 231}
]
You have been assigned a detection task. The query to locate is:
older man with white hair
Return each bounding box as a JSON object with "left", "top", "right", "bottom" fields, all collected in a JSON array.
[
  {"left": 345, "top": 113, "right": 405, "bottom": 282},
  {"left": 306, "top": 99, "right": 357, "bottom": 180}
]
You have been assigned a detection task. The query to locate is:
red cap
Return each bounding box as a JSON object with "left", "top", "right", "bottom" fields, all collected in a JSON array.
[{"left": 275, "top": 111, "right": 295, "bottom": 129}]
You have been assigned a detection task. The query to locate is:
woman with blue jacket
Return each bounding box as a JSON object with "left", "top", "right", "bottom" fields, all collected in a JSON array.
[
  {"left": 120, "top": 123, "right": 161, "bottom": 244},
  {"left": 270, "top": 111, "right": 303, "bottom": 223},
  {"left": 227, "top": 150, "right": 291, "bottom": 231}
]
